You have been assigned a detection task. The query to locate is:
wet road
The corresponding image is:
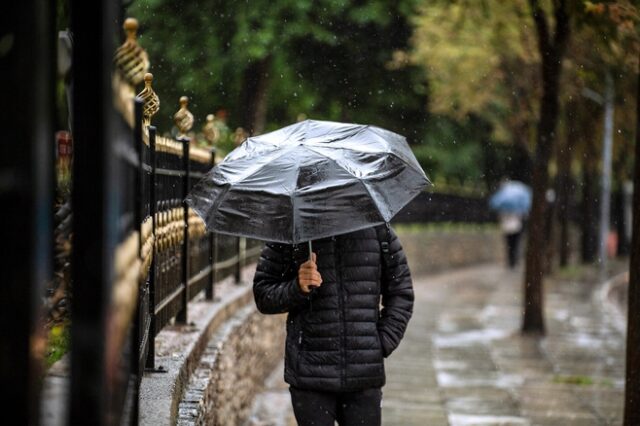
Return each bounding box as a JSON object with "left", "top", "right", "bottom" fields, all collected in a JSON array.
[{"left": 247, "top": 263, "right": 625, "bottom": 426}]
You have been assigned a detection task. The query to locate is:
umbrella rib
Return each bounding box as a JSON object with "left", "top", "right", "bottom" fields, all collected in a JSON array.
[
  {"left": 299, "top": 145, "right": 361, "bottom": 180},
  {"left": 301, "top": 144, "right": 429, "bottom": 185},
  {"left": 366, "top": 127, "right": 431, "bottom": 182},
  {"left": 354, "top": 177, "right": 387, "bottom": 222},
  {"left": 297, "top": 147, "right": 387, "bottom": 222},
  {"left": 223, "top": 145, "right": 299, "bottom": 185}
]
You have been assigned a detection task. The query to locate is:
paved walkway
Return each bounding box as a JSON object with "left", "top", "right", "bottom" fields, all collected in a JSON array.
[{"left": 247, "top": 264, "right": 625, "bottom": 426}]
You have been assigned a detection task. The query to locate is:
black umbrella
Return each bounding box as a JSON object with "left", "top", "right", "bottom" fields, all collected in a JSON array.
[{"left": 185, "top": 119, "right": 430, "bottom": 254}]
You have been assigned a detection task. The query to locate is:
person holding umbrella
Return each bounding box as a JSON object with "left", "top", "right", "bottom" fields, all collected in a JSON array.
[
  {"left": 253, "top": 222, "right": 413, "bottom": 425},
  {"left": 489, "top": 179, "right": 532, "bottom": 268},
  {"left": 186, "top": 120, "right": 429, "bottom": 426}
]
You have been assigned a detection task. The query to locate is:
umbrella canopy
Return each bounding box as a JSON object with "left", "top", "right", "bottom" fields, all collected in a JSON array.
[
  {"left": 489, "top": 180, "right": 532, "bottom": 214},
  {"left": 185, "top": 119, "right": 430, "bottom": 244}
]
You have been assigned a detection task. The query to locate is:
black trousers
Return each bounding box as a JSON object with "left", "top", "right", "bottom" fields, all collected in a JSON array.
[
  {"left": 289, "top": 386, "right": 382, "bottom": 426},
  {"left": 506, "top": 231, "right": 522, "bottom": 268}
]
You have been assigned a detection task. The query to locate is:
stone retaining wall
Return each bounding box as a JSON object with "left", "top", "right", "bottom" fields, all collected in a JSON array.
[
  {"left": 139, "top": 266, "right": 271, "bottom": 426},
  {"left": 177, "top": 306, "right": 285, "bottom": 426},
  {"left": 396, "top": 227, "right": 505, "bottom": 277}
]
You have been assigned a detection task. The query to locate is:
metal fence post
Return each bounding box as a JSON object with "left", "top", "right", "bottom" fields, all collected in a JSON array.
[
  {"left": 1, "top": 0, "right": 54, "bottom": 422},
  {"left": 70, "top": 0, "right": 119, "bottom": 423},
  {"left": 206, "top": 148, "right": 216, "bottom": 300},
  {"left": 177, "top": 137, "right": 190, "bottom": 323},
  {"left": 146, "top": 125, "right": 157, "bottom": 368}
]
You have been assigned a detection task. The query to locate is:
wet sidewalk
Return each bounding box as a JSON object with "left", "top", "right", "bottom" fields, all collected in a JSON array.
[{"left": 247, "top": 264, "right": 625, "bottom": 426}]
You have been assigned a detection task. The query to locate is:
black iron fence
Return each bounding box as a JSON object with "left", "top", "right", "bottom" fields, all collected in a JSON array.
[
  {"left": 393, "top": 191, "right": 496, "bottom": 224},
  {"left": 130, "top": 98, "right": 264, "bottom": 373},
  {"left": 64, "top": 10, "right": 263, "bottom": 424}
]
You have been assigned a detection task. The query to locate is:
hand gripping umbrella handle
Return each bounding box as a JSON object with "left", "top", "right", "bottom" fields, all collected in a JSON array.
[{"left": 307, "top": 239, "right": 315, "bottom": 311}]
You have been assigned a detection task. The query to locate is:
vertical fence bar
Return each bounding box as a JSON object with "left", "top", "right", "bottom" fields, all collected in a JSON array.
[
  {"left": 0, "top": 0, "right": 54, "bottom": 422},
  {"left": 146, "top": 126, "right": 157, "bottom": 368},
  {"left": 206, "top": 148, "right": 216, "bottom": 300},
  {"left": 134, "top": 101, "right": 143, "bottom": 254},
  {"left": 70, "top": 0, "right": 118, "bottom": 423},
  {"left": 130, "top": 97, "right": 144, "bottom": 424},
  {"left": 177, "top": 138, "right": 190, "bottom": 323}
]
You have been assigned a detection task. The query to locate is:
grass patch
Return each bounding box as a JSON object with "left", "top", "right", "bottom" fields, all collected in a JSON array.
[
  {"left": 555, "top": 264, "right": 585, "bottom": 281},
  {"left": 553, "top": 375, "right": 613, "bottom": 387},
  {"left": 394, "top": 222, "right": 498, "bottom": 234},
  {"left": 46, "top": 320, "right": 70, "bottom": 369}
]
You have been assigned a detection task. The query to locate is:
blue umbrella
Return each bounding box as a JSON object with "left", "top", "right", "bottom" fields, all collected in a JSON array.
[{"left": 489, "top": 181, "right": 532, "bottom": 214}]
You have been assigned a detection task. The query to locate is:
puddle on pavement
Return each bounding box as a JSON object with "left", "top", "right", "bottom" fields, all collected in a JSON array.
[
  {"left": 433, "top": 328, "right": 512, "bottom": 348},
  {"left": 434, "top": 359, "right": 468, "bottom": 370},
  {"left": 436, "top": 371, "right": 525, "bottom": 388},
  {"left": 245, "top": 390, "right": 293, "bottom": 426},
  {"left": 553, "top": 309, "right": 569, "bottom": 321},
  {"left": 449, "top": 413, "right": 529, "bottom": 425}
]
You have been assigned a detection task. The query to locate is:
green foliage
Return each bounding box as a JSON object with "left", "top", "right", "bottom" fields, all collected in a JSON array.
[
  {"left": 129, "top": 0, "right": 426, "bottom": 135},
  {"left": 395, "top": 222, "right": 498, "bottom": 234},
  {"left": 413, "top": 116, "right": 485, "bottom": 187},
  {"left": 46, "top": 320, "right": 70, "bottom": 369},
  {"left": 410, "top": 0, "right": 538, "bottom": 140},
  {"left": 127, "top": 0, "right": 526, "bottom": 187}
]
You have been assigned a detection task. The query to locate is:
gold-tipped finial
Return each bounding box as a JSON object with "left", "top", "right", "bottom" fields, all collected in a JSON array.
[
  {"left": 114, "top": 17, "right": 150, "bottom": 86},
  {"left": 124, "top": 18, "right": 138, "bottom": 40},
  {"left": 202, "top": 113, "right": 220, "bottom": 146},
  {"left": 174, "top": 96, "right": 194, "bottom": 138},
  {"left": 136, "top": 73, "right": 160, "bottom": 126}
]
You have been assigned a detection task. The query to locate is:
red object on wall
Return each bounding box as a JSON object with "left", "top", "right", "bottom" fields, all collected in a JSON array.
[
  {"left": 607, "top": 231, "right": 618, "bottom": 258},
  {"left": 56, "top": 131, "right": 73, "bottom": 158}
]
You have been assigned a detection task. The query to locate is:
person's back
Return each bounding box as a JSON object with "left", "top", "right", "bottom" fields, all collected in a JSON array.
[
  {"left": 498, "top": 212, "right": 525, "bottom": 268},
  {"left": 253, "top": 225, "right": 414, "bottom": 426}
]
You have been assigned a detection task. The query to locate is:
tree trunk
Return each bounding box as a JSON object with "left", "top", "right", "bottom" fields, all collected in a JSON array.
[
  {"left": 623, "top": 51, "right": 640, "bottom": 426},
  {"left": 581, "top": 137, "right": 600, "bottom": 263},
  {"left": 239, "top": 56, "right": 272, "bottom": 135},
  {"left": 557, "top": 102, "right": 577, "bottom": 267},
  {"left": 523, "top": 0, "right": 570, "bottom": 334},
  {"left": 614, "top": 188, "right": 630, "bottom": 256},
  {"left": 512, "top": 133, "right": 534, "bottom": 185},
  {"left": 543, "top": 194, "right": 556, "bottom": 275}
]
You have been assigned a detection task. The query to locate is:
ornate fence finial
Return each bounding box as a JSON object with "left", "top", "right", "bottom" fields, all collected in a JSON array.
[
  {"left": 114, "top": 17, "right": 150, "bottom": 86},
  {"left": 137, "top": 73, "right": 160, "bottom": 126},
  {"left": 174, "top": 96, "right": 194, "bottom": 138},
  {"left": 202, "top": 114, "right": 220, "bottom": 146}
]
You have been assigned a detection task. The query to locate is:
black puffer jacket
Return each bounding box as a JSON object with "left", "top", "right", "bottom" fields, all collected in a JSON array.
[{"left": 253, "top": 225, "right": 414, "bottom": 392}]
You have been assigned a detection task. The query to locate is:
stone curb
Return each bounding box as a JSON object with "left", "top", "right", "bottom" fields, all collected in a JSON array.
[
  {"left": 176, "top": 304, "right": 255, "bottom": 426},
  {"left": 597, "top": 271, "right": 629, "bottom": 335},
  {"left": 139, "top": 264, "right": 257, "bottom": 426}
]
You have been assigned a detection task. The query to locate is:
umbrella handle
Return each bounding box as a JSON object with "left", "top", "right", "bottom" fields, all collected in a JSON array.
[{"left": 308, "top": 240, "right": 313, "bottom": 261}]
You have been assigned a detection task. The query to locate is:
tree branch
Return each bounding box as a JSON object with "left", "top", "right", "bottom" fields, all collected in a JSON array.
[
  {"left": 528, "top": 0, "right": 551, "bottom": 57},
  {"left": 552, "top": 0, "right": 570, "bottom": 57}
]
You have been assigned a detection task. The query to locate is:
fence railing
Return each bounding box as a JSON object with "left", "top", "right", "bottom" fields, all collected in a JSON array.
[
  {"left": 66, "top": 14, "right": 263, "bottom": 425},
  {"left": 116, "top": 35, "right": 265, "bottom": 372}
]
